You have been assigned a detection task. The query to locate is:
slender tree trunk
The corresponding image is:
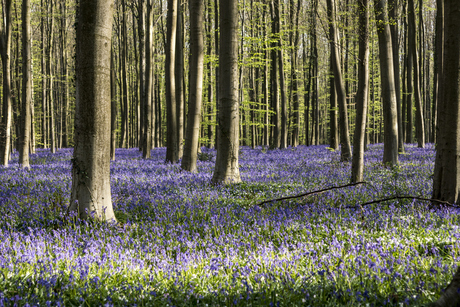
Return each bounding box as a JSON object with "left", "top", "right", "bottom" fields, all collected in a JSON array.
[
  {"left": 214, "top": 0, "right": 219, "bottom": 149},
  {"left": 176, "top": 5, "right": 185, "bottom": 158},
  {"left": 329, "top": 51, "right": 339, "bottom": 150},
  {"left": 211, "top": 0, "right": 241, "bottom": 184},
  {"left": 143, "top": 0, "right": 154, "bottom": 159},
  {"left": 121, "top": 0, "right": 129, "bottom": 148},
  {"left": 327, "top": 0, "right": 352, "bottom": 161},
  {"left": 138, "top": 0, "right": 146, "bottom": 152},
  {"left": 47, "top": 0, "right": 56, "bottom": 153},
  {"left": 110, "top": 50, "right": 117, "bottom": 161},
  {"left": 0, "top": 0, "right": 13, "bottom": 166},
  {"left": 181, "top": 0, "right": 204, "bottom": 172},
  {"left": 165, "top": 0, "right": 180, "bottom": 163},
  {"left": 408, "top": 0, "right": 425, "bottom": 148},
  {"left": 351, "top": 0, "right": 370, "bottom": 183},
  {"left": 374, "top": 0, "right": 399, "bottom": 166},
  {"left": 389, "top": 0, "right": 404, "bottom": 153},
  {"left": 432, "top": 0, "right": 443, "bottom": 144},
  {"left": 20, "top": 0, "right": 32, "bottom": 168},
  {"left": 206, "top": 0, "right": 214, "bottom": 148},
  {"left": 70, "top": 0, "right": 116, "bottom": 222},
  {"left": 269, "top": 0, "right": 280, "bottom": 149}
]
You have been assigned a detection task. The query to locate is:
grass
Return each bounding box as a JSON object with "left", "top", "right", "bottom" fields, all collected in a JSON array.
[{"left": 0, "top": 144, "right": 457, "bottom": 306}]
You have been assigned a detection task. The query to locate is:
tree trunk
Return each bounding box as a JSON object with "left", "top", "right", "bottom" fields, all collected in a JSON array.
[
  {"left": 389, "top": 0, "right": 405, "bottom": 153},
  {"left": 121, "top": 0, "right": 129, "bottom": 148},
  {"left": 329, "top": 60, "right": 339, "bottom": 150},
  {"left": 269, "top": 0, "right": 280, "bottom": 149},
  {"left": 432, "top": 0, "right": 443, "bottom": 144},
  {"left": 176, "top": 5, "right": 185, "bottom": 158},
  {"left": 0, "top": 0, "right": 12, "bottom": 166},
  {"left": 20, "top": 0, "right": 32, "bottom": 168},
  {"left": 165, "top": 0, "right": 180, "bottom": 163},
  {"left": 181, "top": 0, "right": 204, "bottom": 172},
  {"left": 408, "top": 0, "right": 425, "bottom": 148},
  {"left": 351, "top": 0, "right": 370, "bottom": 183},
  {"left": 326, "top": 0, "right": 352, "bottom": 161},
  {"left": 430, "top": 3, "right": 460, "bottom": 306},
  {"left": 47, "top": 0, "right": 56, "bottom": 153},
  {"left": 138, "top": 0, "right": 146, "bottom": 151},
  {"left": 206, "top": 0, "right": 214, "bottom": 148},
  {"left": 143, "top": 0, "right": 154, "bottom": 159},
  {"left": 211, "top": 0, "right": 241, "bottom": 184},
  {"left": 374, "top": 0, "right": 399, "bottom": 166},
  {"left": 70, "top": 0, "right": 116, "bottom": 222},
  {"left": 110, "top": 50, "right": 117, "bottom": 161}
]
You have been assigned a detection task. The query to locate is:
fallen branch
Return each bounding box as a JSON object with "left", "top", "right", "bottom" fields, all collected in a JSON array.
[
  {"left": 254, "top": 181, "right": 366, "bottom": 207},
  {"left": 345, "top": 196, "right": 458, "bottom": 209}
]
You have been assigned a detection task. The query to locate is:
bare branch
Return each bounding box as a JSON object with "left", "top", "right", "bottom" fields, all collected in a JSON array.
[{"left": 254, "top": 181, "right": 366, "bottom": 207}]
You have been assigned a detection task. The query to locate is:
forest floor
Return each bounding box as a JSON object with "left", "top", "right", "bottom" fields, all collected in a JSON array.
[{"left": 0, "top": 144, "right": 457, "bottom": 306}]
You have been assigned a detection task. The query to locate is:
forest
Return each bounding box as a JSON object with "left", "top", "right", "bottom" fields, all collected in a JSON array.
[{"left": 1, "top": 0, "right": 460, "bottom": 305}]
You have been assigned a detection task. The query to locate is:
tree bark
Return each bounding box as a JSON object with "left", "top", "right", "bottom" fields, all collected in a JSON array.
[
  {"left": 175, "top": 5, "right": 185, "bottom": 158},
  {"left": 165, "top": 0, "right": 180, "bottom": 163},
  {"left": 20, "top": 0, "right": 32, "bottom": 168},
  {"left": 70, "top": 0, "right": 116, "bottom": 222},
  {"left": 269, "top": 0, "right": 280, "bottom": 149},
  {"left": 408, "top": 0, "right": 425, "bottom": 148},
  {"left": 0, "top": 0, "right": 12, "bottom": 166},
  {"left": 181, "top": 0, "right": 204, "bottom": 172},
  {"left": 432, "top": 0, "right": 443, "bottom": 144},
  {"left": 351, "top": 0, "right": 370, "bottom": 183},
  {"left": 374, "top": 0, "right": 399, "bottom": 166},
  {"left": 326, "top": 0, "right": 352, "bottom": 161},
  {"left": 110, "top": 50, "right": 117, "bottom": 161},
  {"left": 389, "top": 0, "right": 405, "bottom": 153},
  {"left": 143, "top": 0, "right": 154, "bottom": 159},
  {"left": 211, "top": 0, "right": 241, "bottom": 184}
]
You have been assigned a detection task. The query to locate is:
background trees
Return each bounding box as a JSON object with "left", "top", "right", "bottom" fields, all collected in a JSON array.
[{"left": 0, "top": 0, "right": 440, "bottom": 166}]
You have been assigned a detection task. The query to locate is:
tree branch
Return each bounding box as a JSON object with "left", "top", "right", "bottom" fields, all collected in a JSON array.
[
  {"left": 254, "top": 181, "right": 366, "bottom": 207},
  {"left": 345, "top": 196, "right": 457, "bottom": 209}
]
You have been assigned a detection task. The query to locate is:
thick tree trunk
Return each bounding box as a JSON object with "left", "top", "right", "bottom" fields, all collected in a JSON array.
[
  {"left": 326, "top": 0, "right": 352, "bottom": 161},
  {"left": 70, "top": 0, "right": 116, "bottom": 222},
  {"left": 181, "top": 0, "right": 204, "bottom": 172},
  {"left": 374, "top": 0, "right": 399, "bottom": 166},
  {"left": 0, "top": 0, "right": 12, "bottom": 166},
  {"left": 211, "top": 0, "right": 241, "bottom": 184},
  {"left": 20, "top": 0, "right": 32, "bottom": 169},
  {"left": 351, "top": 0, "right": 370, "bottom": 183}
]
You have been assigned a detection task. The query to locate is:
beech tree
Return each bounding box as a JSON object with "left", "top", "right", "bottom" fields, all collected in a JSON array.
[
  {"left": 19, "top": 0, "right": 32, "bottom": 169},
  {"left": 211, "top": 0, "right": 241, "bottom": 184},
  {"left": 430, "top": 0, "right": 460, "bottom": 305},
  {"left": 69, "top": 0, "right": 117, "bottom": 221},
  {"left": 165, "top": 0, "right": 180, "bottom": 163},
  {"left": 181, "top": 0, "right": 204, "bottom": 172},
  {"left": 0, "top": 0, "right": 12, "bottom": 167},
  {"left": 326, "top": 0, "right": 352, "bottom": 162},
  {"left": 374, "top": 0, "right": 399, "bottom": 166},
  {"left": 351, "top": 0, "right": 370, "bottom": 183}
]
